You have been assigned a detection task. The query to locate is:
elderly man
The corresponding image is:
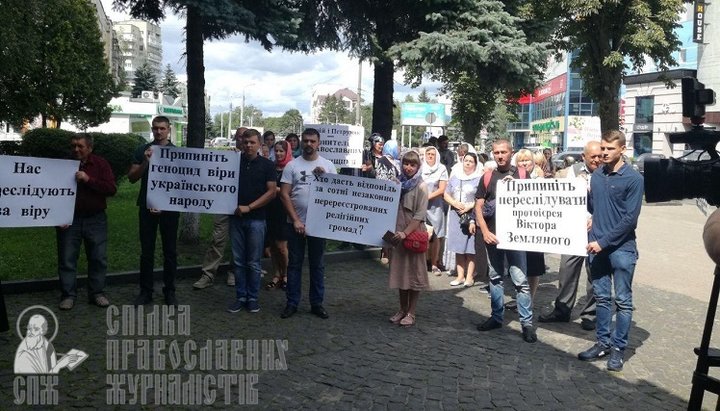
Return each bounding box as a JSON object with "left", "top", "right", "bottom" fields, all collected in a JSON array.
[
  {"left": 539, "top": 141, "right": 601, "bottom": 330},
  {"left": 57, "top": 134, "right": 116, "bottom": 310},
  {"left": 14, "top": 315, "right": 78, "bottom": 374}
]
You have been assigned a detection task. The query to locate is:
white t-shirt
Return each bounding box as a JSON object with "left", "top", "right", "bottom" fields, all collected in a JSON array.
[{"left": 280, "top": 155, "right": 337, "bottom": 223}]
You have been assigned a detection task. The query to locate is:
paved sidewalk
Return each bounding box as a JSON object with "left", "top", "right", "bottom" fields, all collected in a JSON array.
[{"left": 1, "top": 202, "right": 718, "bottom": 409}]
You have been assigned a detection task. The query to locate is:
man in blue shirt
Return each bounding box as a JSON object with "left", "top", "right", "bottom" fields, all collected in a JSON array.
[{"left": 577, "top": 130, "right": 643, "bottom": 372}]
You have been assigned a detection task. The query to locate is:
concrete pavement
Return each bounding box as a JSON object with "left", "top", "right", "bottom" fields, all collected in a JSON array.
[{"left": 0, "top": 201, "right": 718, "bottom": 409}]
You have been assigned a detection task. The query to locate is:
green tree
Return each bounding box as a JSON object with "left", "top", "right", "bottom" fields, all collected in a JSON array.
[
  {"left": 417, "top": 88, "right": 431, "bottom": 103},
  {"left": 131, "top": 62, "right": 158, "bottom": 98},
  {"left": 159, "top": 64, "right": 181, "bottom": 99},
  {"left": 0, "top": 0, "right": 115, "bottom": 128},
  {"left": 532, "top": 0, "right": 684, "bottom": 131},
  {"left": 319, "top": 95, "right": 351, "bottom": 124}
]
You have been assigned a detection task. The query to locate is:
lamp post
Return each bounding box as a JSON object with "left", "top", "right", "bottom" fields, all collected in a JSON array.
[{"left": 239, "top": 82, "right": 255, "bottom": 129}]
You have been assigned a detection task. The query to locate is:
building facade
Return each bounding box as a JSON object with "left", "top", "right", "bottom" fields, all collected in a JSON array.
[
  {"left": 113, "top": 19, "right": 163, "bottom": 86},
  {"left": 309, "top": 85, "right": 359, "bottom": 123}
]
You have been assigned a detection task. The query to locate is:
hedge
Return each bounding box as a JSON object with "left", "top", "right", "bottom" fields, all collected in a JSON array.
[{"left": 18, "top": 128, "right": 146, "bottom": 182}]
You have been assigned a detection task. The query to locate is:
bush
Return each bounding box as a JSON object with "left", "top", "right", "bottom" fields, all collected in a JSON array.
[
  {"left": 0, "top": 140, "right": 21, "bottom": 155},
  {"left": 19, "top": 128, "right": 146, "bottom": 181}
]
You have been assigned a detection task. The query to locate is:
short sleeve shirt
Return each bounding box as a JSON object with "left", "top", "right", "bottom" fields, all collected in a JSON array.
[
  {"left": 475, "top": 167, "right": 523, "bottom": 233},
  {"left": 237, "top": 153, "right": 276, "bottom": 219},
  {"left": 132, "top": 141, "right": 174, "bottom": 207},
  {"left": 280, "top": 155, "right": 337, "bottom": 224}
]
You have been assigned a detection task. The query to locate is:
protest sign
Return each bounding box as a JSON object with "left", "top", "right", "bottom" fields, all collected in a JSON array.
[
  {"left": 304, "top": 124, "right": 364, "bottom": 168},
  {"left": 495, "top": 178, "right": 588, "bottom": 256},
  {"left": 147, "top": 147, "right": 240, "bottom": 214},
  {"left": 0, "top": 156, "right": 78, "bottom": 227},
  {"left": 306, "top": 174, "right": 400, "bottom": 246}
]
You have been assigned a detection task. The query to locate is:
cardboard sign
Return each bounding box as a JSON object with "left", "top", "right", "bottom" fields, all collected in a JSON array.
[{"left": 304, "top": 124, "right": 364, "bottom": 168}]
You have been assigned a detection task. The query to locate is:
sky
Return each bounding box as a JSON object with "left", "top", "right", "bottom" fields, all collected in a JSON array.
[{"left": 100, "top": 0, "right": 443, "bottom": 119}]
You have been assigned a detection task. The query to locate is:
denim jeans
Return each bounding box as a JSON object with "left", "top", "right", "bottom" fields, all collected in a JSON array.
[
  {"left": 486, "top": 244, "right": 532, "bottom": 326},
  {"left": 56, "top": 212, "right": 108, "bottom": 300},
  {"left": 138, "top": 208, "right": 179, "bottom": 294},
  {"left": 589, "top": 247, "right": 638, "bottom": 350},
  {"left": 230, "top": 217, "right": 266, "bottom": 302},
  {"left": 286, "top": 227, "right": 326, "bottom": 308}
]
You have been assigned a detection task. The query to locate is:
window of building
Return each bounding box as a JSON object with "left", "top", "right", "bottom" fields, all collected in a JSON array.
[
  {"left": 633, "top": 132, "right": 653, "bottom": 155},
  {"left": 635, "top": 96, "right": 654, "bottom": 124}
]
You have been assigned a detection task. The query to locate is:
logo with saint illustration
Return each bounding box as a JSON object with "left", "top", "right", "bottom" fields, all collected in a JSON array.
[{"left": 14, "top": 305, "right": 87, "bottom": 374}]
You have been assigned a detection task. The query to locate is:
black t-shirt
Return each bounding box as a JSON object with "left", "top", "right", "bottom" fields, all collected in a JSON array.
[
  {"left": 475, "top": 166, "right": 524, "bottom": 233},
  {"left": 237, "top": 154, "right": 276, "bottom": 219}
]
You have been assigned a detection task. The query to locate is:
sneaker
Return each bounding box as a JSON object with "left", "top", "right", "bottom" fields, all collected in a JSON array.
[
  {"left": 477, "top": 317, "right": 502, "bottom": 331},
  {"left": 504, "top": 301, "right": 518, "bottom": 312},
  {"left": 607, "top": 347, "right": 624, "bottom": 371},
  {"left": 247, "top": 300, "right": 260, "bottom": 313},
  {"left": 59, "top": 298, "right": 75, "bottom": 310},
  {"left": 580, "top": 318, "right": 596, "bottom": 331},
  {"left": 91, "top": 294, "right": 110, "bottom": 307},
  {"left": 522, "top": 325, "right": 537, "bottom": 343},
  {"left": 227, "top": 300, "right": 246, "bottom": 313},
  {"left": 193, "top": 275, "right": 213, "bottom": 289},
  {"left": 478, "top": 283, "right": 490, "bottom": 294},
  {"left": 578, "top": 343, "right": 611, "bottom": 361},
  {"left": 133, "top": 291, "right": 153, "bottom": 306}
]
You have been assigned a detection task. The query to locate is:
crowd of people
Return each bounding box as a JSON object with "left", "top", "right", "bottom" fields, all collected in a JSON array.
[{"left": 50, "top": 116, "right": 643, "bottom": 372}]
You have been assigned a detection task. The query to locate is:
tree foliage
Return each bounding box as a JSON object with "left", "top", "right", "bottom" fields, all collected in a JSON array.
[
  {"left": 131, "top": 62, "right": 158, "bottom": 98},
  {"left": 159, "top": 64, "right": 181, "bottom": 99},
  {"left": 318, "top": 95, "right": 351, "bottom": 124},
  {"left": 0, "top": 0, "right": 115, "bottom": 128},
  {"left": 532, "top": 0, "right": 684, "bottom": 131},
  {"left": 264, "top": 109, "right": 304, "bottom": 135}
]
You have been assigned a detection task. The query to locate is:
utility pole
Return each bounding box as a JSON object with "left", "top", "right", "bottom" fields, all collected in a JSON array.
[
  {"left": 356, "top": 60, "right": 362, "bottom": 126},
  {"left": 220, "top": 111, "right": 224, "bottom": 141},
  {"left": 228, "top": 102, "right": 233, "bottom": 137}
]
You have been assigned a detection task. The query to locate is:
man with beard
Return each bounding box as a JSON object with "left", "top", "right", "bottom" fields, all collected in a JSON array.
[
  {"left": 279, "top": 128, "right": 336, "bottom": 319},
  {"left": 14, "top": 315, "right": 78, "bottom": 374}
]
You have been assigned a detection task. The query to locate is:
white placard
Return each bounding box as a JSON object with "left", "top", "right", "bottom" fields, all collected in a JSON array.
[
  {"left": 146, "top": 146, "right": 240, "bottom": 214},
  {"left": 496, "top": 178, "right": 588, "bottom": 256},
  {"left": 306, "top": 174, "right": 400, "bottom": 246},
  {"left": 0, "top": 155, "right": 78, "bottom": 227},
  {"left": 304, "top": 124, "right": 364, "bottom": 168}
]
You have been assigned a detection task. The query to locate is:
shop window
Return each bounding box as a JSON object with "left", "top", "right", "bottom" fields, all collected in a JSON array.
[{"left": 635, "top": 96, "right": 654, "bottom": 124}]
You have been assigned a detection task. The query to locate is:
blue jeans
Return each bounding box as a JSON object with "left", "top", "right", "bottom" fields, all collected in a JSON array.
[
  {"left": 486, "top": 245, "right": 532, "bottom": 326},
  {"left": 56, "top": 212, "right": 108, "bottom": 300},
  {"left": 230, "top": 217, "right": 266, "bottom": 302},
  {"left": 589, "top": 247, "right": 637, "bottom": 350},
  {"left": 286, "top": 227, "right": 326, "bottom": 308}
]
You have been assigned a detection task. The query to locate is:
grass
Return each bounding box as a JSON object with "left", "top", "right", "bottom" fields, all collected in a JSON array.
[{"left": 0, "top": 179, "right": 343, "bottom": 281}]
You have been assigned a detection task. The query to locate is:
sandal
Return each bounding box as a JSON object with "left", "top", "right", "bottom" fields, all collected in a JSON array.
[
  {"left": 431, "top": 266, "right": 442, "bottom": 276},
  {"left": 389, "top": 311, "right": 406, "bottom": 324},
  {"left": 265, "top": 279, "right": 281, "bottom": 290},
  {"left": 399, "top": 313, "right": 416, "bottom": 327}
]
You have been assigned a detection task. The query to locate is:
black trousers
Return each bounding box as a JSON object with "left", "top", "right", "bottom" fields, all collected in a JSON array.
[{"left": 138, "top": 208, "right": 179, "bottom": 295}]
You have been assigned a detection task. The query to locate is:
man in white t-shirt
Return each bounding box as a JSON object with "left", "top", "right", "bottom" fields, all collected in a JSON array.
[{"left": 279, "top": 128, "right": 337, "bottom": 319}]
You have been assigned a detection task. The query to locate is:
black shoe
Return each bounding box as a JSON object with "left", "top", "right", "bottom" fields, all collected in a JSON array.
[
  {"left": 580, "top": 318, "right": 596, "bottom": 331},
  {"left": 578, "top": 343, "right": 611, "bottom": 361},
  {"left": 311, "top": 305, "right": 329, "bottom": 319},
  {"left": 164, "top": 292, "right": 178, "bottom": 307},
  {"left": 477, "top": 317, "right": 502, "bottom": 331},
  {"left": 522, "top": 325, "right": 537, "bottom": 343},
  {"left": 538, "top": 310, "right": 571, "bottom": 323},
  {"left": 280, "top": 305, "right": 297, "bottom": 319},
  {"left": 504, "top": 301, "right": 518, "bottom": 312},
  {"left": 606, "top": 347, "right": 625, "bottom": 371},
  {"left": 133, "top": 291, "right": 152, "bottom": 306}
]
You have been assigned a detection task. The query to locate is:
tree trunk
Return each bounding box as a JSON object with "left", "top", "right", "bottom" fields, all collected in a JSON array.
[
  {"left": 598, "top": 90, "right": 620, "bottom": 133},
  {"left": 179, "top": 5, "right": 205, "bottom": 245},
  {"left": 372, "top": 58, "right": 394, "bottom": 140}
]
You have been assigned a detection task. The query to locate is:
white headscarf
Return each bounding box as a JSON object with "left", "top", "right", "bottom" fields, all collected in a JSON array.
[
  {"left": 421, "top": 146, "right": 448, "bottom": 184},
  {"left": 452, "top": 153, "right": 482, "bottom": 181}
]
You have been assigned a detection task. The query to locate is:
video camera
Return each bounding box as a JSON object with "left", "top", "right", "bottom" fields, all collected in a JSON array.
[{"left": 644, "top": 77, "right": 720, "bottom": 206}]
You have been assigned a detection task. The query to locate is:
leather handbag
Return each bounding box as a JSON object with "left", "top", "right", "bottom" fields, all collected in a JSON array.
[{"left": 403, "top": 231, "right": 429, "bottom": 253}]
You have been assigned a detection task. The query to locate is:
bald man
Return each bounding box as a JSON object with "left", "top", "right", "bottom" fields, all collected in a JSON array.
[{"left": 539, "top": 141, "right": 601, "bottom": 330}]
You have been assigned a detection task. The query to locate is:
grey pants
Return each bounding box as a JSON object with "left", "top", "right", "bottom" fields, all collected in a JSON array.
[{"left": 554, "top": 254, "right": 595, "bottom": 320}]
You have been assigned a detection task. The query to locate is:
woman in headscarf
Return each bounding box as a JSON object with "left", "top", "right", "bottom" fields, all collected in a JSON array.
[
  {"left": 265, "top": 140, "right": 294, "bottom": 290},
  {"left": 388, "top": 150, "right": 429, "bottom": 327},
  {"left": 444, "top": 153, "right": 482, "bottom": 287},
  {"left": 421, "top": 146, "right": 448, "bottom": 275},
  {"left": 375, "top": 138, "right": 400, "bottom": 181}
]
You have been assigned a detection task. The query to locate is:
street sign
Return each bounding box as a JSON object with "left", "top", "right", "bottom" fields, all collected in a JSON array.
[{"left": 400, "top": 103, "right": 447, "bottom": 126}]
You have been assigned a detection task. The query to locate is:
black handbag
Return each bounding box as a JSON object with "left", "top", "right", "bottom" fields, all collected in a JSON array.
[{"left": 458, "top": 211, "right": 471, "bottom": 236}]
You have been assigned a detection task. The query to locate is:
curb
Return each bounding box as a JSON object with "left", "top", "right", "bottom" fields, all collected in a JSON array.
[{"left": 3, "top": 248, "right": 381, "bottom": 295}]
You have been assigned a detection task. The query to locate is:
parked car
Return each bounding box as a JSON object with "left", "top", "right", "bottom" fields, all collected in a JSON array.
[
  {"left": 210, "top": 137, "right": 229, "bottom": 147},
  {"left": 552, "top": 151, "right": 584, "bottom": 170},
  {"left": 632, "top": 153, "right": 666, "bottom": 174}
]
